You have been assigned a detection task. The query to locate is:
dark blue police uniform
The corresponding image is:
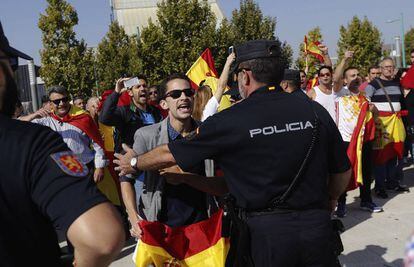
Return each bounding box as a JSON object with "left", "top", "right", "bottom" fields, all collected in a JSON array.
[
  {"left": 168, "top": 84, "right": 350, "bottom": 266},
  {"left": 0, "top": 114, "right": 107, "bottom": 266}
]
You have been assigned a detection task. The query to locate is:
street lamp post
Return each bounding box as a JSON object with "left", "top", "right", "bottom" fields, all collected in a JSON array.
[
  {"left": 401, "top": 13, "right": 406, "bottom": 68},
  {"left": 387, "top": 13, "right": 406, "bottom": 67}
]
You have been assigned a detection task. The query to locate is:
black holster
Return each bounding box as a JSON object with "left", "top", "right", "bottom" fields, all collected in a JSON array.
[{"left": 223, "top": 195, "right": 255, "bottom": 267}]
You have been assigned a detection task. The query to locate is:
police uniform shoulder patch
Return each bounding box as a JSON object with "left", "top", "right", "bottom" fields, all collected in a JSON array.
[{"left": 50, "top": 151, "right": 89, "bottom": 177}]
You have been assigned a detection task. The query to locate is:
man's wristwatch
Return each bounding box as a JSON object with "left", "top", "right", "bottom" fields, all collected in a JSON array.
[{"left": 130, "top": 157, "right": 138, "bottom": 171}]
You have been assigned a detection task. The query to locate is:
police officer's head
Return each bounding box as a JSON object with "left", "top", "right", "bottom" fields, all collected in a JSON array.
[
  {"left": 0, "top": 61, "right": 19, "bottom": 117},
  {"left": 159, "top": 73, "right": 195, "bottom": 121},
  {"left": 232, "top": 40, "right": 284, "bottom": 99},
  {"left": 0, "top": 21, "right": 32, "bottom": 117},
  {"left": 48, "top": 86, "right": 71, "bottom": 117},
  {"left": 280, "top": 69, "right": 300, "bottom": 93}
]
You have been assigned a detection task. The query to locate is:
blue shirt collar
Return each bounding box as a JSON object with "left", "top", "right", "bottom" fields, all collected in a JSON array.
[{"left": 167, "top": 117, "right": 199, "bottom": 141}]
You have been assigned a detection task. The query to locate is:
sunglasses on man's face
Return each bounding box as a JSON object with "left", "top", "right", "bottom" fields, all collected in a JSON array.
[
  {"left": 164, "top": 88, "right": 195, "bottom": 99},
  {"left": 50, "top": 97, "right": 69, "bottom": 106}
]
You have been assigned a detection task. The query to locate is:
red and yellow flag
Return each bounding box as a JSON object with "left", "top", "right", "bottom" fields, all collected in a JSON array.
[
  {"left": 304, "top": 36, "right": 324, "bottom": 63},
  {"left": 346, "top": 97, "right": 375, "bottom": 191},
  {"left": 133, "top": 209, "right": 229, "bottom": 267},
  {"left": 186, "top": 48, "right": 218, "bottom": 89},
  {"left": 372, "top": 111, "right": 407, "bottom": 165},
  {"left": 51, "top": 105, "right": 122, "bottom": 205}
]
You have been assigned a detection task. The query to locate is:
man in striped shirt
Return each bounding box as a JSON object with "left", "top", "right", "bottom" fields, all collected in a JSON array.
[
  {"left": 364, "top": 57, "right": 409, "bottom": 198},
  {"left": 23, "top": 86, "right": 107, "bottom": 183}
]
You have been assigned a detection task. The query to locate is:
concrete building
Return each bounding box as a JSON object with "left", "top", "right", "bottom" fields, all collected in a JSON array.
[{"left": 110, "top": 0, "right": 225, "bottom": 37}]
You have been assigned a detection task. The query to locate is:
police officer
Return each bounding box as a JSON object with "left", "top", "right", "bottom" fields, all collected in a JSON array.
[
  {"left": 0, "top": 22, "right": 125, "bottom": 266},
  {"left": 115, "top": 40, "right": 351, "bottom": 266}
]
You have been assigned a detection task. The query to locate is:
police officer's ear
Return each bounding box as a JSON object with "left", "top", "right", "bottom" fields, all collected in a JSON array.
[
  {"left": 280, "top": 80, "right": 288, "bottom": 91},
  {"left": 240, "top": 69, "right": 251, "bottom": 87}
]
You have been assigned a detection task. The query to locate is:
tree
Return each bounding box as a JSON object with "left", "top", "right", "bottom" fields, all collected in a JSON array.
[
  {"left": 215, "top": 0, "right": 291, "bottom": 70},
  {"left": 295, "top": 27, "right": 323, "bottom": 77},
  {"left": 405, "top": 28, "right": 414, "bottom": 65},
  {"left": 95, "top": 22, "right": 137, "bottom": 91},
  {"left": 337, "top": 16, "right": 382, "bottom": 75},
  {"left": 39, "top": 0, "right": 95, "bottom": 97},
  {"left": 139, "top": 0, "right": 217, "bottom": 83}
]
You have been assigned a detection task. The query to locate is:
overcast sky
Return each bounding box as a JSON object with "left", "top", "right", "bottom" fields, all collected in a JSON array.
[{"left": 1, "top": 0, "right": 413, "bottom": 65}]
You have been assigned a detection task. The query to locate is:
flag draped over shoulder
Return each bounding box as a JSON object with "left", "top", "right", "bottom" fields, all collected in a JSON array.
[
  {"left": 51, "top": 105, "right": 122, "bottom": 205},
  {"left": 186, "top": 48, "right": 218, "bottom": 89},
  {"left": 304, "top": 36, "right": 324, "bottom": 63},
  {"left": 345, "top": 97, "right": 375, "bottom": 191},
  {"left": 372, "top": 111, "right": 407, "bottom": 165},
  {"left": 133, "top": 209, "right": 229, "bottom": 267}
]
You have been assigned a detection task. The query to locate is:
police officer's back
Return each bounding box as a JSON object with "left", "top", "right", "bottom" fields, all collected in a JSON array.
[
  {"left": 166, "top": 40, "right": 352, "bottom": 266},
  {"left": 115, "top": 40, "right": 352, "bottom": 266},
  {"left": 0, "top": 22, "right": 124, "bottom": 267}
]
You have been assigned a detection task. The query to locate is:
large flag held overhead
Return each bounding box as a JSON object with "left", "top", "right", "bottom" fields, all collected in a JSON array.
[
  {"left": 372, "top": 111, "right": 407, "bottom": 165},
  {"left": 133, "top": 209, "right": 229, "bottom": 267},
  {"left": 186, "top": 48, "right": 218, "bottom": 89},
  {"left": 304, "top": 36, "right": 324, "bottom": 63},
  {"left": 186, "top": 48, "right": 231, "bottom": 111}
]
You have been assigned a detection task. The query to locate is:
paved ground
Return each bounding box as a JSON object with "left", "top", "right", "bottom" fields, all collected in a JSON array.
[{"left": 103, "top": 167, "right": 414, "bottom": 266}]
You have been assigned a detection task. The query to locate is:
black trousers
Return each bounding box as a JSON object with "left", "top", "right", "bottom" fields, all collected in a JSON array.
[
  {"left": 339, "top": 142, "right": 373, "bottom": 204},
  {"left": 247, "top": 209, "right": 336, "bottom": 267}
]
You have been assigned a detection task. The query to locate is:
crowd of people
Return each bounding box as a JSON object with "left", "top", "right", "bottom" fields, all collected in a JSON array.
[{"left": 3, "top": 16, "right": 414, "bottom": 266}]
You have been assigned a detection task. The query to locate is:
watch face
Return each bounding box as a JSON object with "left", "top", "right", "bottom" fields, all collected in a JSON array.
[{"left": 130, "top": 157, "right": 137, "bottom": 167}]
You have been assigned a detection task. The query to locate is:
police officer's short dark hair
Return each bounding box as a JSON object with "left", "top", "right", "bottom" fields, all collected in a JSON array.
[
  {"left": 48, "top": 86, "right": 69, "bottom": 97},
  {"left": 0, "top": 61, "right": 19, "bottom": 117},
  {"left": 239, "top": 57, "right": 284, "bottom": 85},
  {"left": 317, "top": 66, "right": 333, "bottom": 75},
  {"left": 159, "top": 73, "right": 192, "bottom": 99}
]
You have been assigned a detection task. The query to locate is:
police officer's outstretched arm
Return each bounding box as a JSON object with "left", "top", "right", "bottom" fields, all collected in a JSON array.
[{"left": 31, "top": 128, "right": 125, "bottom": 266}]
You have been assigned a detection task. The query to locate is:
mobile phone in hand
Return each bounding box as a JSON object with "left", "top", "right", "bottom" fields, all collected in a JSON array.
[
  {"left": 228, "top": 46, "right": 234, "bottom": 54},
  {"left": 123, "top": 77, "right": 140, "bottom": 89}
]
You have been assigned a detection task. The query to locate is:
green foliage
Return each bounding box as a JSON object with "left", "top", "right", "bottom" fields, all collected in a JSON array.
[
  {"left": 337, "top": 16, "right": 382, "bottom": 76},
  {"left": 405, "top": 28, "right": 414, "bottom": 66},
  {"left": 295, "top": 27, "right": 323, "bottom": 77},
  {"left": 39, "top": 0, "right": 95, "bottom": 97},
  {"left": 139, "top": 0, "right": 217, "bottom": 83},
  {"left": 95, "top": 22, "right": 139, "bottom": 91}
]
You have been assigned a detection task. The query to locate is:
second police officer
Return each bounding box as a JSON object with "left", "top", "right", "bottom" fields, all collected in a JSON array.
[{"left": 115, "top": 40, "right": 352, "bottom": 266}]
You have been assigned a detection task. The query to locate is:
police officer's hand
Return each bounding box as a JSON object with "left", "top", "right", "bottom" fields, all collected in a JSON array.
[
  {"left": 93, "top": 168, "right": 105, "bottom": 183},
  {"left": 160, "top": 165, "right": 186, "bottom": 185},
  {"left": 113, "top": 144, "right": 137, "bottom": 176}
]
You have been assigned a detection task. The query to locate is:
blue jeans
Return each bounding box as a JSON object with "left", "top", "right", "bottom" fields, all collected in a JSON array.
[
  {"left": 134, "top": 173, "right": 145, "bottom": 207},
  {"left": 374, "top": 158, "right": 403, "bottom": 190}
]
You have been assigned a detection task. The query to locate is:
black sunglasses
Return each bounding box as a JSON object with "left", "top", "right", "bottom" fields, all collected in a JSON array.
[
  {"left": 50, "top": 97, "right": 69, "bottom": 106},
  {"left": 164, "top": 88, "right": 195, "bottom": 99}
]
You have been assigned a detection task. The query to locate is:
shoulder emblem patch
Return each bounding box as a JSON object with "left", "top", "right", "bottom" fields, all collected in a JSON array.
[{"left": 50, "top": 151, "right": 89, "bottom": 177}]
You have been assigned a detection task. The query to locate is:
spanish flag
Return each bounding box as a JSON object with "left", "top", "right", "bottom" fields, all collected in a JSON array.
[
  {"left": 372, "top": 111, "right": 407, "bottom": 165},
  {"left": 51, "top": 105, "right": 122, "bottom": 205},
  {"left": 201, "top": 76, "right": 231, "bottom": 112},
  {"left": 345, "top": 97, "right": 375, "bottom": 190},
  {"left": 304, "top": 36, "right": 324, "bottom": 63},
  {"left": 133, "top": 209, "right": 229, "bottom": 267},
  {"left": 186, "top": 48, "right": 218, "bottom": 89}
]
